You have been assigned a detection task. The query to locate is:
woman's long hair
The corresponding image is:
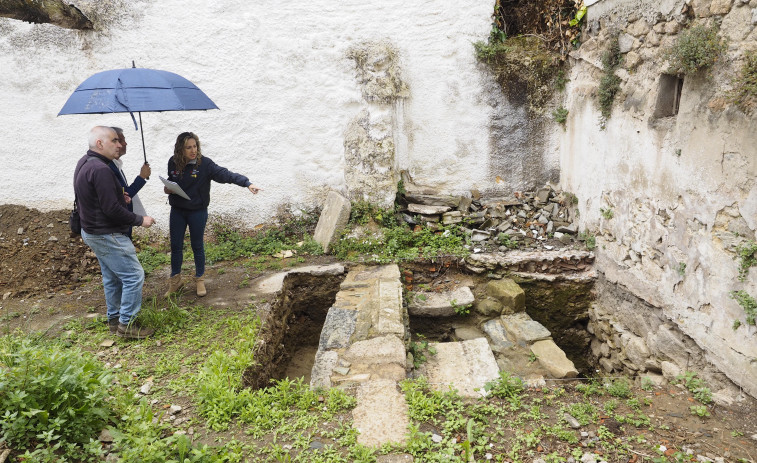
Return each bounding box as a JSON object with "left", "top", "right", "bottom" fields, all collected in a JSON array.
[{"left": 172, "top": 132, "right": 202, "bottom": 173}]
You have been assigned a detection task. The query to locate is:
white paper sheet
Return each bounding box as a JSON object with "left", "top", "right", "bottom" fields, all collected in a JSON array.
[{"left": 159, "top": 176, "right": 190, "bottom": 200}]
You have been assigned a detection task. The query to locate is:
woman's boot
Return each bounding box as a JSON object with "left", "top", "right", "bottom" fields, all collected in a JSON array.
[
  {"left": 196, "top": 276, "right": 207, "bottom": 297},
  {"left": 164, "top": 274, "right": 183, "bottom": 298}
]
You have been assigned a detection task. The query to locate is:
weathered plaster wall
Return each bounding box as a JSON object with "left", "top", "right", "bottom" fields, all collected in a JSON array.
[
  {"left": 0, "top": 0, "right": 530, "bottom": 226},
  {"left": 559, "top": 0, "right": 757, "bottom": 397}
]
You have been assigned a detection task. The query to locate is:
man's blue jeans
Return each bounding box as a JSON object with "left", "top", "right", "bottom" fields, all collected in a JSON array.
[
  {"left": 169, "top": 207, "right": 208, "bottom": 277},
  {"left": 81, "top": 230, "right": 145, "bottom": 324}
]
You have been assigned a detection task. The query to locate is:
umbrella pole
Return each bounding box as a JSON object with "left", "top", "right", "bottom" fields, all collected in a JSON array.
[{"left": 138, "top": 111, "right": 148, "bottom": 165}]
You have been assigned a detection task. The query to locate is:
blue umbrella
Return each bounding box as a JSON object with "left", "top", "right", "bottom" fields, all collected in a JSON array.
[{"left": 58, "top": 63, "right": 218, "bottom": 163}]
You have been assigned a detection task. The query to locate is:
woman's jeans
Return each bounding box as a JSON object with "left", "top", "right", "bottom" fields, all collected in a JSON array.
[
  {"left": 81, "top": 230, "right": 145, "bottom": 324},
  {"left": 169, "top": 207, "right": 208, "bottom": 277}
]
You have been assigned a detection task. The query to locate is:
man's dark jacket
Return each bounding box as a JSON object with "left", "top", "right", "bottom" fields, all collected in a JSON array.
[{"left": 74, "top": 150, "right": 143, "bottom": 235}]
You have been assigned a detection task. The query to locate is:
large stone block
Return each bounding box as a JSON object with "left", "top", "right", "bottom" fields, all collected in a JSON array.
[
  {"left": 353, "top": 378, "right": 409, "bottom": 447},
  {"left": 474, "top": 297, "right": 503, "bottom": 316},
  {"left": 319, "top": 307, "right": 358, "bottom": 350},
  {"left": 313, "top": 191, "right": 351, "bottom": 254},
  {"left": 377, "top": 280, "right": 404, "bottom": 336},
  {"left": 501, "top": 312, "right": 551, "bottom": 344},
  {"left": 482, "top": 318, "right": 515, "bottom": 352},
  {"left": 408, "top": 286, "right": 475, "bottom": 317},
  {"left": 417, "top": 338, "right": 500, "bottom": 397},
  {"left": 531, "top": 340, "right": 578, "bottom": 378},
  {"left": 344, "top": 335, "right": 406, "bottom": 365},
  {"left": 485, "top": 279, "right": 525, "bottom": 313},
  {"left": 310, "top": 350, "right": 339, "bottom": 388}
]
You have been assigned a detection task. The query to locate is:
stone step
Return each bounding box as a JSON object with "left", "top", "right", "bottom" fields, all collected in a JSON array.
[
  {"left": 414, "top": 338, "right": 500, "bottom": 398},
  {"left": 310, "top": 264, "right": 409, "bottom": 447}
]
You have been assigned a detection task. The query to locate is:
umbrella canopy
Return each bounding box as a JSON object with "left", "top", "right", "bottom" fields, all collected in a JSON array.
[
  {"left": 58, "top": 66, "right": 218, "bottom": 163},
  {"left": 59, "top": 67, "right": 218, "bottom": 115}
]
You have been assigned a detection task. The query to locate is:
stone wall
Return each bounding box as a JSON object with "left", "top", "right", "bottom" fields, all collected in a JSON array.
[{"left": 558, "top": 0, "right": 757, "bottom": 397}]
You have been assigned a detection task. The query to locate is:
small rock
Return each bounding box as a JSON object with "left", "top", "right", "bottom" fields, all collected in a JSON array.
[
  {"left": 564, "top": 413, "right": 582, "bottom": 429},
  {"left": 140, "top": 382, "right": 153, "bottom": 395},
  {"left": 99, "top": 429, "right": 114, "bottom": 443},
  {"left": 47, "top": 223, "right": 54, "bottom": 228},
  {"left": 431, "top": 433, "right": 443, "bottom": 443},
  {"left": 2, "top": 292, "right": 11, "bottom": 300},
  {"left": 333, "top": 366, "right": 351, "bottom": 375},
  {"left": 99, "top": 339, "right": 116, "bottom": 348},
  {"left": 17, "top": 227, "right": 23, "bottom": 235},
  {"left": 48, "top": 236, "right": 59, "bottom": 242},
  {"left": 169, "top": 405, "right": 182, "bottom": 414}
]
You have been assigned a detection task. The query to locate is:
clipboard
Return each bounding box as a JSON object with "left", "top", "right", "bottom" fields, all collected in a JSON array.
[{"left": 159, "top": 176, "right": 191, "bottom": 200}]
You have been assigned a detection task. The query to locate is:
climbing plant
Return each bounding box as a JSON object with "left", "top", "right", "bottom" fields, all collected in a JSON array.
[
  {"left": 598, "top": 36, "right": 622, "bottom": 127},
  {"left": 729, "top": 50, "right": 757, "bottom": 114}
]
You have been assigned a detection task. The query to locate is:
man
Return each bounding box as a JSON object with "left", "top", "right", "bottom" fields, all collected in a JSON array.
[
  {"left": 109, "top": 127, "right": 151, "bottom": 238},
  {"left": 74, "top": 126, "right": 156, "bottom": 339}
]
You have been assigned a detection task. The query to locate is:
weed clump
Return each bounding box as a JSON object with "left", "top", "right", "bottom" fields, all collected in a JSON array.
[
  {"left": 730, "top": 290, "right": 757, "bottom": 327},
  {"left": 474, "top": 36, "right": 565, "bottom": 112},
  {"left": 662, "top": 23, "right": 727, "bottom": 76},
  {"left": 0, "top": 337, "right": 111, "bottom": 461},
  {"left": 598, "top": 36, "right": 622, "bottom": 124},
  {"left": 736, "top": 240, "right": 757, "bottom": 281},
  {"left": 332, "top": 204, "right": 469, "bottom": 263},
  {"left": 552, "top": 106, "right": 569, "bottom": 125},
  {"left": 729, "top": 50, "right": 757, "bottom": 114}
]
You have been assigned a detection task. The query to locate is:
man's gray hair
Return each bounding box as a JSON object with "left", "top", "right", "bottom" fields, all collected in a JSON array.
[{"left": 88, "top": 126, "right": 114, "bottom": 150}]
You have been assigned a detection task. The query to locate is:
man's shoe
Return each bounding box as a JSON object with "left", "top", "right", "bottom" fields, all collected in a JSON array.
[
  {"left": 164, "top": 274, "right": 183, "bottom": 298},
  {"left": 117, "top": 322, "right": 155, "bottom": 339},
  {"left": 108, "top": 318, "right": 119, "bottom": 334},
  {"left": 196, "top": 276, "right": 206, "bottom": 297}
]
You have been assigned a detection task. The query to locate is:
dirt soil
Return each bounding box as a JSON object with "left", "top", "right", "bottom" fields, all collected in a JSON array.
[
  {"left": 0, "top": 205, "right": 100, "bottom": 298},
  {"left": 1, "top": 204, "right": 757, "bottom": 462}
]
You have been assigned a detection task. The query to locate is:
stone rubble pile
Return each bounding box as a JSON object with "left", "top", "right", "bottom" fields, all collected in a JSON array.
[{"left": 400, "top": 185, "right": 581, "bottom": 252}]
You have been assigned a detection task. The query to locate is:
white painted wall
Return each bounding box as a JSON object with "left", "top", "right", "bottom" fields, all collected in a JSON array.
[{"left": 0, "top": 0, "right": 495, "bottom": 228}]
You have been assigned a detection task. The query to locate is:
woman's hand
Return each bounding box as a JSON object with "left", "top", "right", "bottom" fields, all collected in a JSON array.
[
  {"left": 248, "top": 184, "right": 262, "bottom": 194},
  {"left": 164, "top": 187, "right": 171, "bottom": 195}
]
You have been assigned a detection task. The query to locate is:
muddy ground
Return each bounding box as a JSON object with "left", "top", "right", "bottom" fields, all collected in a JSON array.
[{"left": 1, "top": 204, "right": 757, "bottom": 461}]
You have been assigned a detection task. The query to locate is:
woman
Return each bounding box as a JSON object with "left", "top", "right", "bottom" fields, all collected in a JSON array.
[{"left": 164, "top": 132, "right": 262, "bottom": 297}]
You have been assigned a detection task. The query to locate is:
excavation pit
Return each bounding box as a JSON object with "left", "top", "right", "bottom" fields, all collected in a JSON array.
[{"left": 242, "top": 267, "right": 347, "bottom": 390}]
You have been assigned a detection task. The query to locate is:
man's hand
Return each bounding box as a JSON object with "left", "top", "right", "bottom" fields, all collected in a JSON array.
[
  {"left": 124, "top": 192, "right": 132, "bottom": 204},
  {"left": 164, "top": 187, "right": 171, "bottom": 195},
  {"left": 248, "top": 184, "right": 263, "bottom": 194},
  {"left": 140, "top": 163, "right": 151, "bottom": 179},
  {"left": 141, "top": 216, "right": 155, "bottom": 228}
]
